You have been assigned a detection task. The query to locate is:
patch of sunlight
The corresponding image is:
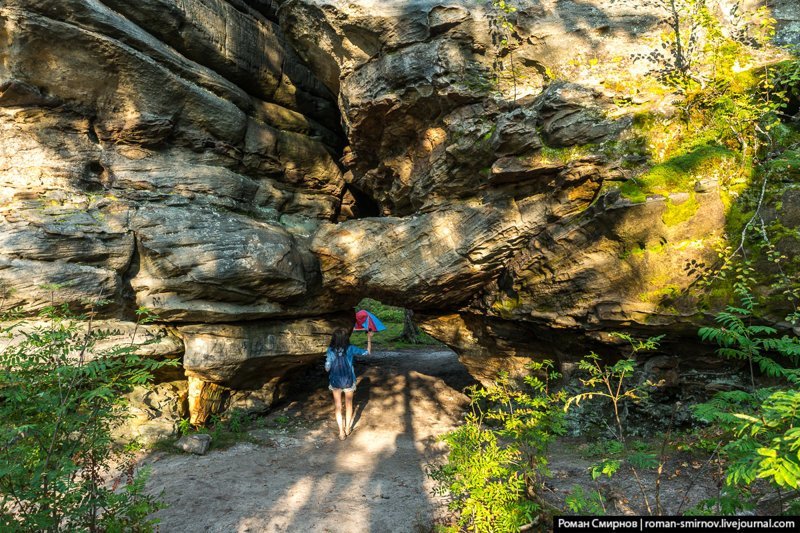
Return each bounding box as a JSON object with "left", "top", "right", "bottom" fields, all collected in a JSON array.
[
  {"left": 335, "top": 433, "right": 400, "bottom": 472},
  {"left": 672, "top": 238, "right": 706, "bottom": 251},
  {"left": 251, "top": 475, "right": 325, "bottom": 532}
]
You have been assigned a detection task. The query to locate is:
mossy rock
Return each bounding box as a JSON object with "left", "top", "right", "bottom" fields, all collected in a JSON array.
[
  {"left": 619, "top": 144, "right": 734, "bottom": 203},
  {"left": 662, "top": 193, "right": 700, "bottom": 226}
]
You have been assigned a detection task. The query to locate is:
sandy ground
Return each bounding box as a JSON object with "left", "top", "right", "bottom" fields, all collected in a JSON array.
[
  {"left": 138, "top": 348, "right": 728, "bottom": 532},
  {"left": 141, "top": 348, "right": 476, "bottom": 533}
]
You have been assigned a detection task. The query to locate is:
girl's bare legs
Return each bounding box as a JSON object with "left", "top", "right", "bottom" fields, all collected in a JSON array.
[
  {"left": 345, "top": 390, "right": 354, "bottom": 434},
  {"left": 332, "top": 389, "right": 345, "bottom": 439}
]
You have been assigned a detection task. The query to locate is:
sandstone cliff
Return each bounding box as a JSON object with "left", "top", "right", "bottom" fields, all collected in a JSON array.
[{"left": 1, "top": 0, "right": 798, "bottom": 427}]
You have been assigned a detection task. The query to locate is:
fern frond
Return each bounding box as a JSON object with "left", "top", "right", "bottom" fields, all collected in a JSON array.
[
  {"left": 718, "top": 347, "right": 747, "bottom": 359},
  {"left": 754, "top": 356, "right": 787, "bottom": 378},
  {"left": 747, "top": 325, "right": 777, "bottom": 335}
]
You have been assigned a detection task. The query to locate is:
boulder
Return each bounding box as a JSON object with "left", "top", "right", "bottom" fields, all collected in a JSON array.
[
  {"left": 174, "top": 433, "right": 212, "bottom": 455},
  {"left": 0, "top": 257, "right": 121, "bottom": 314},
  {"left": 773, "top": 0, "right": 800, "bottom": 44},
  {"left": 130, "top": 205, "right": 311, "bottom": 320}
]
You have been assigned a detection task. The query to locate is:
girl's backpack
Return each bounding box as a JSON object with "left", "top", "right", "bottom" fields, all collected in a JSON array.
[{"left": 328, "top": 347, "right": 354, "bottom": 389}]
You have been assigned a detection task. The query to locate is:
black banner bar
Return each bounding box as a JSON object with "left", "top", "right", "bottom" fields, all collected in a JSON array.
[{"left": 553, "top": 516, "right": 799, "bottom": 532}]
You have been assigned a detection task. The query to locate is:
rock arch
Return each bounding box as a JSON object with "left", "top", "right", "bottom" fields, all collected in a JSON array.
[{"left": 1, "top": 0, "right": 799, "bottom": 430}]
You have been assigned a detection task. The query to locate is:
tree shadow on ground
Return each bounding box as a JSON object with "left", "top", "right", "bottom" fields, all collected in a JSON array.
[{"left": 140, "top": 347, "right": 473, "bottom": 532}]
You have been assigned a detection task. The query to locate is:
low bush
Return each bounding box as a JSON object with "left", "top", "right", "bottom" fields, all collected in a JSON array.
[{"left": 0, "top": 304, "right": 174, "bottom": 531}]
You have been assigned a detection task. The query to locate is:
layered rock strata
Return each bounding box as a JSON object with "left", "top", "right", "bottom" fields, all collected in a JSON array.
[
  {"left": 0, "top": 0, "right": 351, "bottom": 424},
  {"left": 1, "top": 0, "right": 798, "bottom": 421},
  {"left": 276, "top": 0, "right": 799, "bottom": 380}
]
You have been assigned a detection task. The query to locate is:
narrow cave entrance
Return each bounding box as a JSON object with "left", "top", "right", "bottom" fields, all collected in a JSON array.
[{"left": 337, "top": 183, "right": 381, "bottom": 220}]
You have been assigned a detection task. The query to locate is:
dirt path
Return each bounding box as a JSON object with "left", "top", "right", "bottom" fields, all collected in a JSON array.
[{"left": 142, "top": 348, "right": 476, "bottom": 532}]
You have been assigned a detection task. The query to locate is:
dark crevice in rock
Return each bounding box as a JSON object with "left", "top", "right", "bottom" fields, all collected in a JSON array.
[
  {"left": 86, "top": 160, "right": 104, "bottom": 175},
  {"left": 339, "top": 183, "right": 381, "bottom": 220},
  {"left": 86, "top": 118, "right": 100, "bottom": 145},
  {"left": 78, "top": 160, "right": 106, "bottom": 193},
  {"left": 241, "top": 0, "right": 282, "bottom": 24},
  {"left": 119, "top": 230, "right": 142, "bottom": 322}
]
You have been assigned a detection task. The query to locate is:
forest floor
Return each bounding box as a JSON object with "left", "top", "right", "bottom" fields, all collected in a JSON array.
[
  {"left": 140, "top": 348, "right": 475, "bottom": 532},
  {"left": 137, "top": 347, "right": 728, "bottom": 532}
]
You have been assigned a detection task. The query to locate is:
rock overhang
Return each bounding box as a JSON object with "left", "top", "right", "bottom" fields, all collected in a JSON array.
[{"left": 0, "top": 1, "right": 798, "bottom": 426}]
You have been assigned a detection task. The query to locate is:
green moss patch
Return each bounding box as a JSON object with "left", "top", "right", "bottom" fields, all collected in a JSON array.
[
  {"left": 538, "top": 144, "right": 594, "bottom": 164},
  {"left": 662, "top": 193, "right": 700, "bottom": 226},
  {"left": 620, "top": 144, "right": 734, "bottom": 202},
  {"left": 618, "top": 179, "right": 648, "bottom": 203},
  {"left": 638, "top": 284, "right": 682, "bottom": 304},
  {"left": 762, "top": 148, "right": 800, "bottom": 181},
  {"left": 491, "top": 294, "right": 523, "bottom": 319},
  {"left": 724, "top": 202, "right": 754, "bottom": 236},
  {"left": 619, "top": 241, "right": 666, "bottom": 259}
]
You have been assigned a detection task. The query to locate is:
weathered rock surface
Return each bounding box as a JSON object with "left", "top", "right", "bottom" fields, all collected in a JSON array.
[
  {"left": 0, "top": 0, "right": 346, "bottom": 317},
  {"left": 277, "top": 0, "right": 657, "bottom": 215},
  {"left": 276, "top": 0, "right": 799, "bottom": 377},
  {"left": 131, "top": 205, "right": 308, "bottom": 319},
  {"left": 311, "top": 157, "right": 614, "bottom": 309},
  {"left": 0, "top": 319, "right": 183, "bottom": 359},
  {"left": 1, "top": 0, "right": 798, "bottom": 413},
  {"left": 123, "top": 381, "right": 189, "bottom": 444},
  {"left": 0, "top": 0, "right": 351, "bottom": 417},
  {"left": 474, "top": 189, "right": 726, "bottom": 332},
  {"left": 174, "top": 433, "right": 212, "bottom": 455},
  {"left": 415, "top": 312, "right": 550, "bottom": 386},
  {"left": 754, "top": 0, "right": 799, "bottom": 45},
  {"left": 180, "top": 314, "right": 351, "bottom": 386}
]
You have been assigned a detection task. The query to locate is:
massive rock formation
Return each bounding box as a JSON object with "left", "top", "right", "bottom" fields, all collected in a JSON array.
[
  {"left": 1, "top": 0, "right": 798, "bottom": 427},
  {"left": 0, "top": 0, "right": 352, "bottom": 423},
  {"left": 276, "top": 0, "right": 799, "bottom": 374}
]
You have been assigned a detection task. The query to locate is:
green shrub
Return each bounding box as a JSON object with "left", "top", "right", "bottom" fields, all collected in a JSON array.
[
  {"left": 693, "top": 288, "right": 800, "bottom": 513},
  {"left": 353, "top": 298, "right": 441, "bottom": 348},
  {"left": 564, "top": 334, "right": 665, "bottom": 515},
  {"left": 428, "top": 361, "right": 565, "bottom": 532},
  {"left": 357, "top": 298, "right": 405, "bottom": 323},
  {"left": 0, "top": 305, "right": 174, "bottom": 531}
]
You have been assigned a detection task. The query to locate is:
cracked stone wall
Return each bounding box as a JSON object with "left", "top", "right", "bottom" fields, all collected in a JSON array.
[{"left": 1, "top": 1, "right": 798, "bottom": 429}]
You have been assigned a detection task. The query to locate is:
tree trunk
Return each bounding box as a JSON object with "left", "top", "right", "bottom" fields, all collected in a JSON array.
[
  {"left": 400, "top": 309, "right": 421, "bottom": 343},
  {"left": 188, "top": 376, "right": 227, "bottom": 427}
]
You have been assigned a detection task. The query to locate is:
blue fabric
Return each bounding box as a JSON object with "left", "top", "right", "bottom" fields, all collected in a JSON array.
[
  {"left": 360, "top": 310, "right": 387, "bottom": 332},
  {"left": 325, "top": 345, "right": 367, "bottom": 390}
]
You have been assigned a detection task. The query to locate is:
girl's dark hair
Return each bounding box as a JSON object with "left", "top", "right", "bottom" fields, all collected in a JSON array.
[{"left": 329, "top": 328, "right": 351, "bottom": 351}]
